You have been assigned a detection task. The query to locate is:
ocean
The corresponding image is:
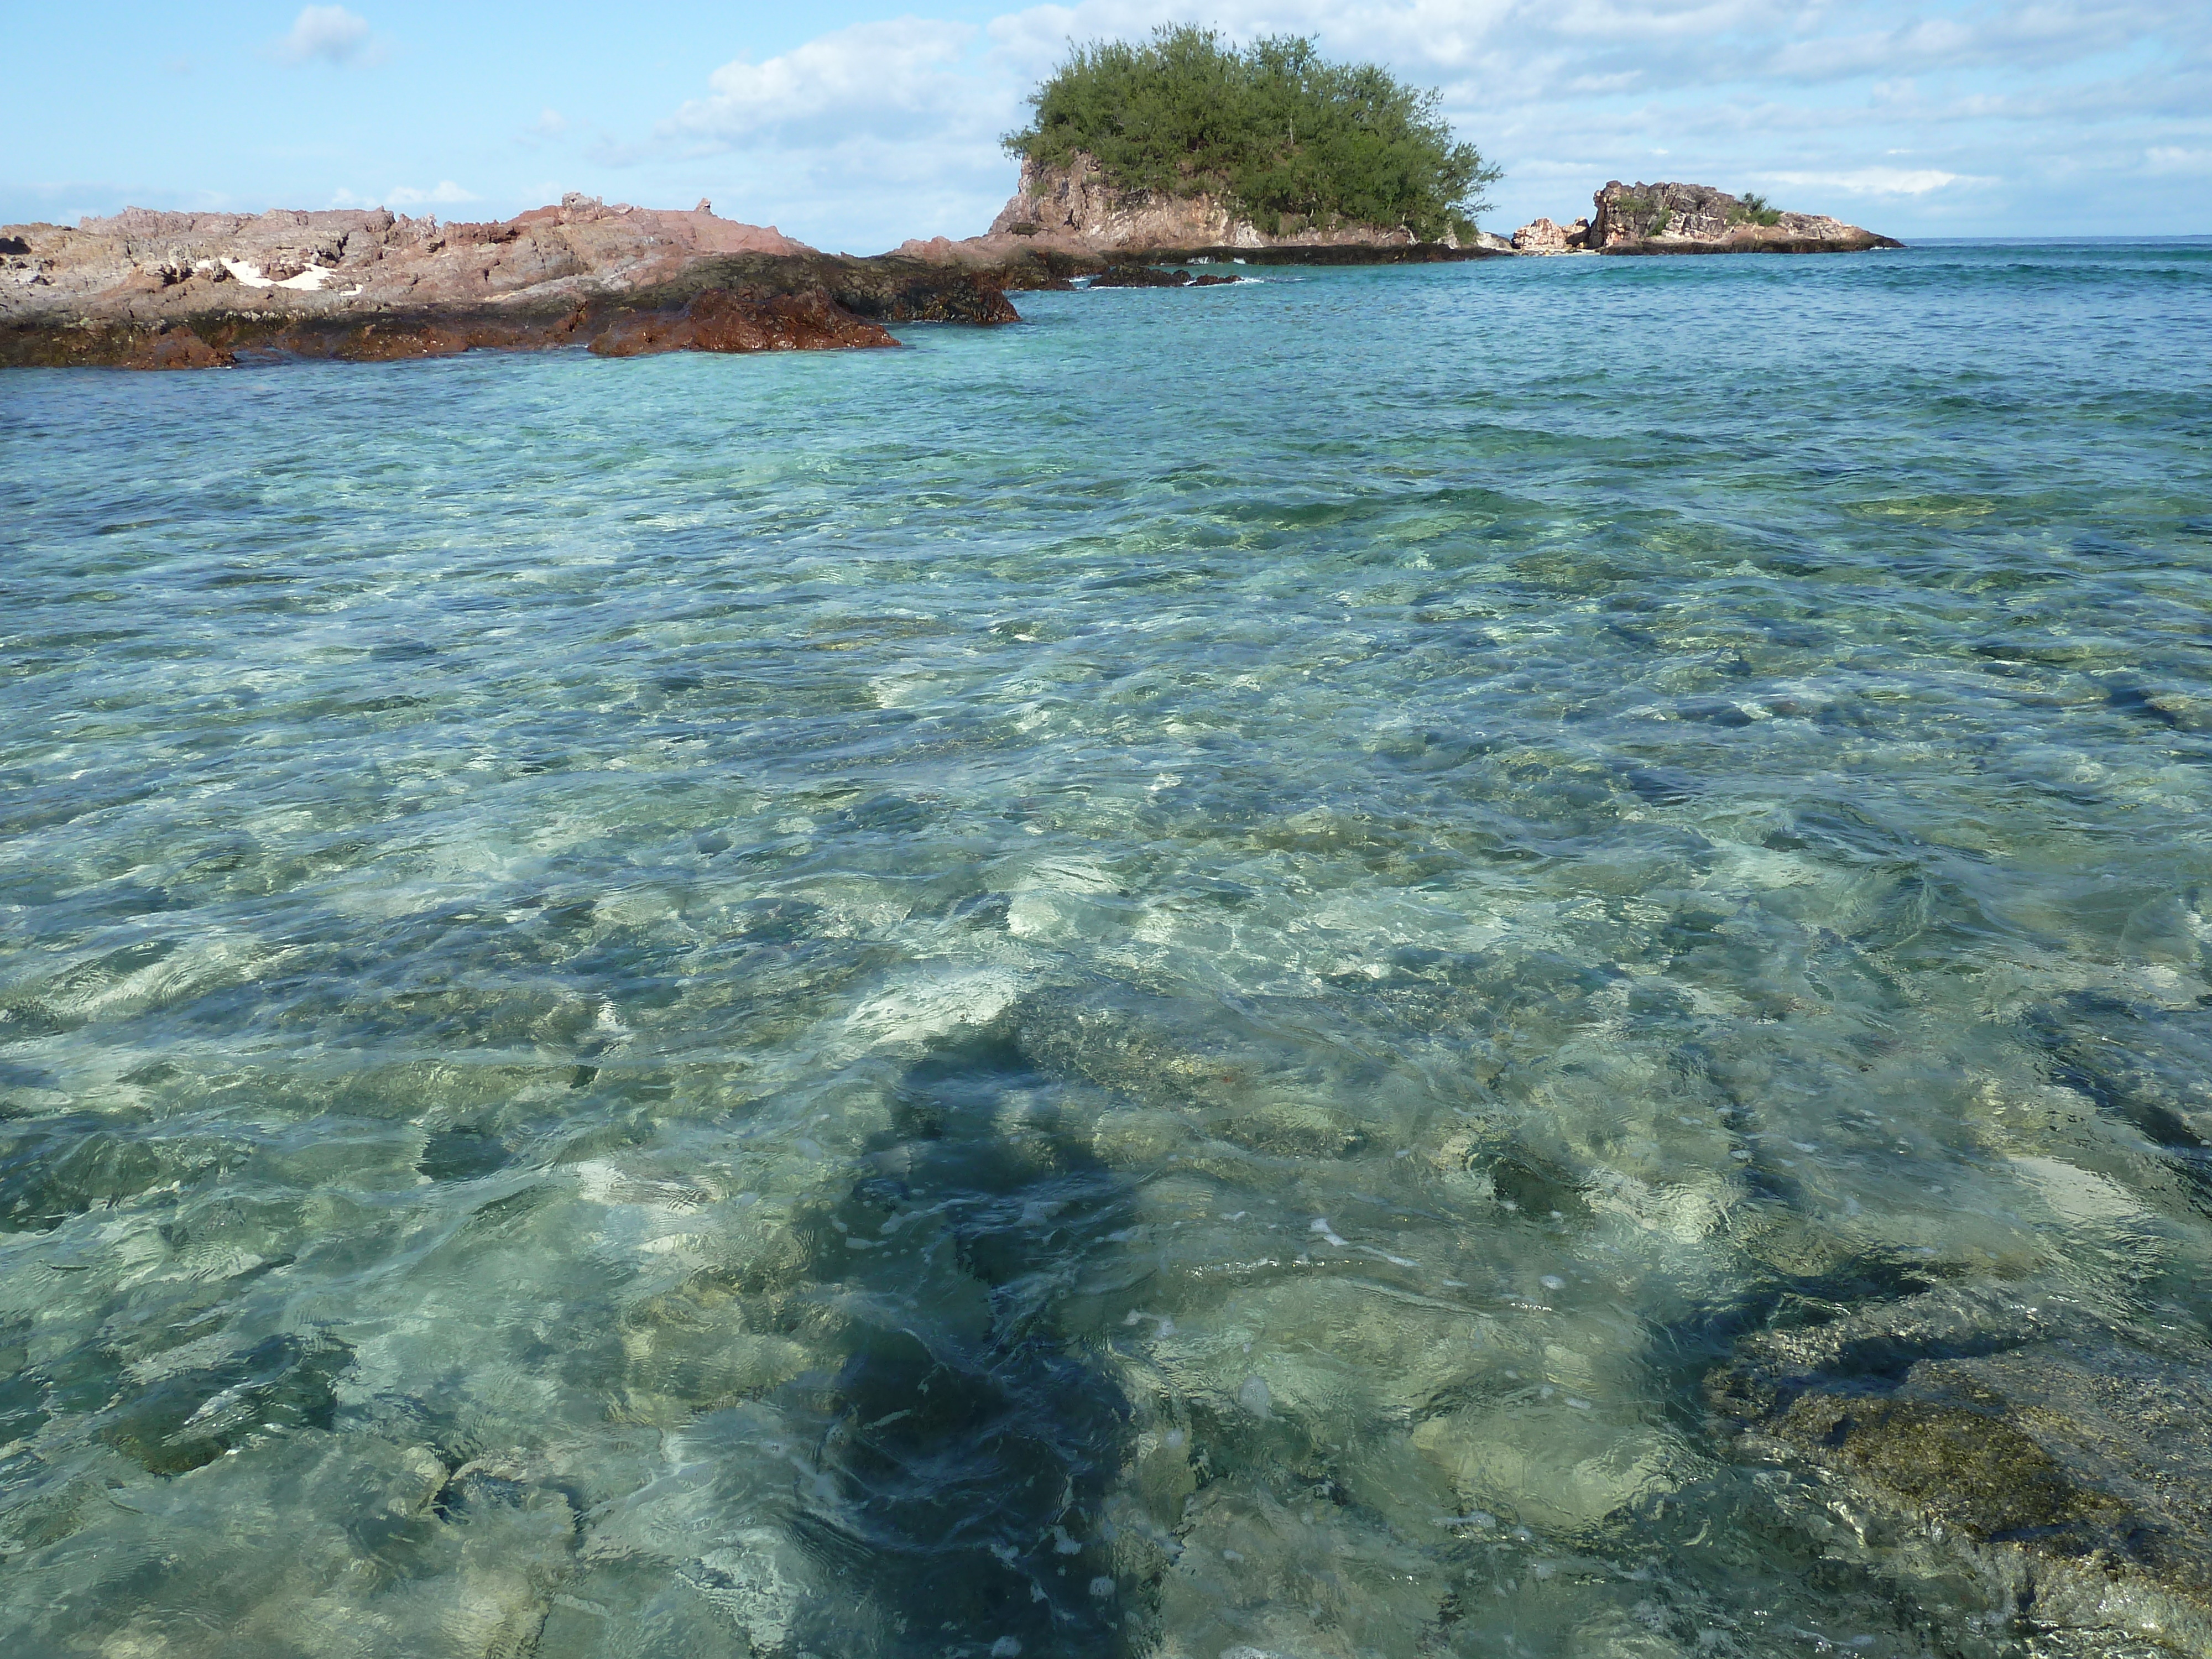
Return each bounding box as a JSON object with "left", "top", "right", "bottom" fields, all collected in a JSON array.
[{"left": 4, "top": 240, "right": 2211, "bottom": 1657}]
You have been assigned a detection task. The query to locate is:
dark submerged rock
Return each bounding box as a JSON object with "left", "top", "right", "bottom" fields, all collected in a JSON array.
[
  {"left": 1089, "top": 265, "right": 1197, "bottom": 288},
  {"left": 1084, "top": 266, "right": 1245, "bottom": 290},
  {"left": 1710, "top": 1287, "right": 2212, "bottom": 1652}
]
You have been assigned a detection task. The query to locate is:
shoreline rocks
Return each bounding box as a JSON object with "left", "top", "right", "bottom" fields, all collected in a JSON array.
[{"left": 0, "top": 196, "right": 1020, "bottom": 371}]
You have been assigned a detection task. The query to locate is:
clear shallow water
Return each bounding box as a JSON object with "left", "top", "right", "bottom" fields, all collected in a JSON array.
[{"left": 3, "top": 241, "right": 2211, "bottom": 1658}]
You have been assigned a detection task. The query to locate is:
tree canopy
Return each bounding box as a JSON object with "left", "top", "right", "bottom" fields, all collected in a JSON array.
[{"left": 1004, "top": 27, "right": 1501, "bottom": 242}]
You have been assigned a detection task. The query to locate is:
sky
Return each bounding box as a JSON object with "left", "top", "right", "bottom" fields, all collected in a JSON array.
[{"left": 8, "top": 2, "right": 2209, "bottom": 249}]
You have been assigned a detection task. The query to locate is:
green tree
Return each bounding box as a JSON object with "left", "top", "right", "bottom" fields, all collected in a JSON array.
[{"left": 1004, "top": 25, "right": 1501, "bottom": 241}]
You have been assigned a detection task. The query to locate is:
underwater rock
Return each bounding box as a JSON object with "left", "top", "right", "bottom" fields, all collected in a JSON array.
[
  {"left": 1152, "top": 1481, "right": 1444, "bottom": 1659},
  {"left": 1709, "top": 1287, "right": 2212, "bottom": 1652}
]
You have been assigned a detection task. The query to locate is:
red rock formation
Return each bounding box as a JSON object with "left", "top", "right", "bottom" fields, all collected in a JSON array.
[{"left": 0, "top": 196, "right": 1023, "bottom": 369}]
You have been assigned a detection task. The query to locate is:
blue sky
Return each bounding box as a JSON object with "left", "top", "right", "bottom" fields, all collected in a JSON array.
[{"left": 9, "top": 2, "right": 2208, "bottom": 248}]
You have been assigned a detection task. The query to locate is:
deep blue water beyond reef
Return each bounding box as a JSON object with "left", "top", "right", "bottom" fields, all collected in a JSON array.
[{"left": 4, "top": 242, "right": 2212, "bottom": 1657}]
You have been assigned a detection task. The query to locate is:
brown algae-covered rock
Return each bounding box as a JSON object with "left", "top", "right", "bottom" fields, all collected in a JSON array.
[
  {"left": 587, "top": 286, "right": 896, "bottom": 357},
  {"left": 1710, "top": 1288, "right": 2212, "bottom": 1652}
]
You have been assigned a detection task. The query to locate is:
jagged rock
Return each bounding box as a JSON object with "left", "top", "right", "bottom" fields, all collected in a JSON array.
[
  {"left": 987, "top": 152, "right": 1430, "bottom": 254},
  {"left": 1710, "top": 1287, "right": 2212, "bottom": 1653},
  {"left": 1589, "top": 181, "right": 1900, "bottom": 253},
  {"left": 1511, "top": 218, "right": 1568, "bottom": 253}
]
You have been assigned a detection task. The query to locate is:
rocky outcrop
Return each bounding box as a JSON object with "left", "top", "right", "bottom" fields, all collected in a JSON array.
[
  {"left": 990, "top": 153, "right": 1266, "bottom": 251},
  {"left": 1509, "top": 216, "right": 1590, "bottom": 253},
  {"left": 1587, "top": 181, "right": 1899, "bottom": 253},
  {"left": 1710, "top": 1288, "right": 2212, "bottom": 1653},
  {"left": 1501, "top": 186, "right": 1893, "bottom": 257},
  {"left": 0, "top": 195, "right": 1019, "bottom": 369},
  {"left": 989, "top": 152, "right": 1434, "bottom": 253},
  {"left": 895, "top": 153, "right": 1494, "bottom": 270}
]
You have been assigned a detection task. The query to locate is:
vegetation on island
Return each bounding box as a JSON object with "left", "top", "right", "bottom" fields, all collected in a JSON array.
[{"left": 1003, "top": 25, "right": 1501, "bottom": 243}]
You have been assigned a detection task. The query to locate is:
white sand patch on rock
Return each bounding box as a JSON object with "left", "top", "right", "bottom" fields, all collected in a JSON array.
[{"left": 220, "top": 259, "right": 338, "bottom": 290}]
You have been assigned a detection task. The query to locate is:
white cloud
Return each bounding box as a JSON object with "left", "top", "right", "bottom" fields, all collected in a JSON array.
[
  {"left": 662, "top": 19, "right": 980, "bottom": 149},
  {"left": 388, "top": 181, "right": 480, "bottom": 206},
  {"left": 276, "top": 6, "right": 373, "bottom": 67},
  {"left": 328, "top": 180, "right": 480, "bottom": 210},
  {"left": 518, "top": 108, "right": 572, "bottom": 149},
  {"left": 2145, "top": 145, "right": 2212, "bottom": 174},
  {"left": 1758, "top": 166, "right": 1973, "bottom": 196}
]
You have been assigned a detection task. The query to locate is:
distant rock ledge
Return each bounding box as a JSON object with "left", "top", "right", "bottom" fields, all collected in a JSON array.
[
  {"left": 0, "top": 194, "right": 1022, "bottom": 370},
  {"left": 1510, "top": 181, "right": 1901, "bottom": 257}
]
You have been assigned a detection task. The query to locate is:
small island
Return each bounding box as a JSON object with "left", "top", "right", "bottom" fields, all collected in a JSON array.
[
  {"left": 971, "top": 26, "right": 1497, "bottom": 258},
  {"left": 1510, "top": 180, "right": 1901, "bottom": 256}
]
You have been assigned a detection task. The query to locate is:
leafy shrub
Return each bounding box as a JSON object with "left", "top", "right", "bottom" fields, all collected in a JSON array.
[
  {"left": 1004, "top": 26, "right": 1500, "bottom": 242},
  {"left": 1728, "top": 192, "right": 1784, "bottom": 227}
]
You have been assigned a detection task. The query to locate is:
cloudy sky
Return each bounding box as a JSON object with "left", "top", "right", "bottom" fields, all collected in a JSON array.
[{"left": 9, "top": 1, "right": 2208, "bottom": 248}]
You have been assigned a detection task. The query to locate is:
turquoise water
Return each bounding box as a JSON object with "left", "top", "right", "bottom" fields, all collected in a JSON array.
[{"left": 3, "top": 241, "right": 2211, "bottom": 1658}]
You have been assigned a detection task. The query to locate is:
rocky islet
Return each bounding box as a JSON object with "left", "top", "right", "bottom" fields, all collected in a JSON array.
[{"left": 1509, "top": 180, "right": 1900, "bottom": 257}]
